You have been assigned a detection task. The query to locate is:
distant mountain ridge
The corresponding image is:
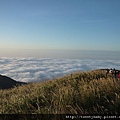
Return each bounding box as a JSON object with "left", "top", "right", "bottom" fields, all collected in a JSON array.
[{"left": 0, "top": 74, "right": 27, "bottom": 89}]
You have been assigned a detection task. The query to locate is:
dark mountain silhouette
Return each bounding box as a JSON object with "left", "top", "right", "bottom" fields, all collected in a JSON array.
[{"left": 0, "top": 74, "right": 27, "bottom": 89}]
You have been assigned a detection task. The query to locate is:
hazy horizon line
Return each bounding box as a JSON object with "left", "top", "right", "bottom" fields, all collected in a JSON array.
[{"left": 0, "top": 48, "right": 120, "bottom": 52}]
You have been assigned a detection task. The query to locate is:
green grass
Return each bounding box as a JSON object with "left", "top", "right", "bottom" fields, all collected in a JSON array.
[{"left": 0, "top": 69, "right": 120, "bottom": 114}]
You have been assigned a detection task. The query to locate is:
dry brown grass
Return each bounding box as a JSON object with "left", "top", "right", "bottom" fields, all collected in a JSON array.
[{"left": 0, "top": 69, "right": 120, "bottom": 115}]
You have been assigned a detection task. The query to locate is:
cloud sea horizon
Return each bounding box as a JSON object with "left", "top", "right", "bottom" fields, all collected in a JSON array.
[{"left": 0, "top": 51, "right": 120, "bottom": 83}]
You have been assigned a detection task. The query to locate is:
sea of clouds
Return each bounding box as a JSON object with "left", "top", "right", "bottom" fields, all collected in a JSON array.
[{"left": 0, "top": 57, "right": 120, "bottom": 83}]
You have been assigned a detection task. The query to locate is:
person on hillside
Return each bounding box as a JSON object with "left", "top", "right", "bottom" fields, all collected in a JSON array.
[
  {"left": 106, "top": 69, "right": 109, "bottom": 78},
  {"left": 118, "top": 71, "right": 120, "bottom": 80},
  {"left": 113, "top": 68, "right": 117, "bottom": 79}
]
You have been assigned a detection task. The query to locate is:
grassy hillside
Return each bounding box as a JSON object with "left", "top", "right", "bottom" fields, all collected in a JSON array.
[{"left": 0, "top": 69, "right": 120, "bottom": 115}]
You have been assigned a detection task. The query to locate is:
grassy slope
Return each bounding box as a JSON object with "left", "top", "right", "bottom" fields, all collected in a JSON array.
[{"left": 0, "top": 69, "right": 120, "bottom": 114}]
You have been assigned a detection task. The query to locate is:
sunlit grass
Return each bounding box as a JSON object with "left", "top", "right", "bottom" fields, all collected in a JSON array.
[{"left": 0, "top": 69, "right": 120, "bottom": 114}]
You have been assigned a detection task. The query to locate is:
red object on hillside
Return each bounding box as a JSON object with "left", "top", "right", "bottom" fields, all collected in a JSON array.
[{"left": 118, "top": 73, "right": 120, "bottom": 79}]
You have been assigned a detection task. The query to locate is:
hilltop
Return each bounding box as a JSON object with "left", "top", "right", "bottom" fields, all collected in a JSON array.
[
  {"left": 0, "top": 74, "right": 27, "bottom": 89},
  {"left": 0, "top": 69, "right": 120, "bottom": 117}
]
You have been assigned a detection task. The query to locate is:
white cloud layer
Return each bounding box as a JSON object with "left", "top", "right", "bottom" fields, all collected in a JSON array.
[{"left": 0, "top": 57, "right": 120, "bottom": 83}]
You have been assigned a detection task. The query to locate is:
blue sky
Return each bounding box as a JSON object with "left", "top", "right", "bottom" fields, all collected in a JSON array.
[{"left": 0, "top": 0, "right": 120, "bottom": 54}]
